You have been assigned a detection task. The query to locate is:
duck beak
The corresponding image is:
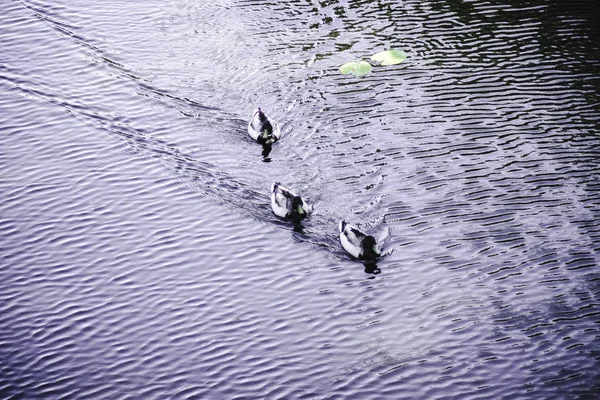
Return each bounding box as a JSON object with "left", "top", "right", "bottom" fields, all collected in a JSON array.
[{"left": 297, "top": 206, "right": 305, "bottom": 214}]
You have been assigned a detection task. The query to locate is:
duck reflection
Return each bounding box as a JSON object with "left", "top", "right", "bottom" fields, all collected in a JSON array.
[
  {"left": 262, "top": 143, "right": 272, "bottom": 162},
  {"left": 364, "top": 262, "right": 381, "bottom": 275},
  {"left": 292, "top": 223, "right": 305, "bottom": 234}
]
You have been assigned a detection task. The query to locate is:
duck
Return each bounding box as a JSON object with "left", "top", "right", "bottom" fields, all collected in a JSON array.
[
  {"left": 339, "top": 220, "right": 380, "bottom": 262},
  {"left": 271, "top": 182, "right": 310, "bottom": 223},
  {"left": 248, "top": 108, "right": 281, "bottom": 145}
]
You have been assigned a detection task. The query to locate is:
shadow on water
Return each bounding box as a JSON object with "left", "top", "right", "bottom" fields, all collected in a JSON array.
[
  {"left": 261, "top": 143, "right": 272, "bottom": 162},
  {"left": 363, "top": 262, "right": 381, "bottom": 275},
  {"left": 292, "top": 223, "right": 306, "bottom": 234}
]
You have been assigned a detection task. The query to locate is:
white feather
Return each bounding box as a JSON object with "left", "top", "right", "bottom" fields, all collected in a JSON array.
[
  {"left": 271, "top": 183, "right": 291, "bottom": 218},
  {"left": 339, "top": 220, "right": 363, "bottom": 258}
]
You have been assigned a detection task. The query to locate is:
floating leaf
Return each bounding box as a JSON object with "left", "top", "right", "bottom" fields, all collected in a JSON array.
[
  {"left": 339, "top": 60, "right": 372, "bottom": 77},
  {"left": 339, "top": 61, "right": 358, "bottom": 75},
  {"left": 371, "top": 49, "right": 407, "bottom": 66},
  {"left": 354, "top": 61, "right": 372, "bottom": 76}
]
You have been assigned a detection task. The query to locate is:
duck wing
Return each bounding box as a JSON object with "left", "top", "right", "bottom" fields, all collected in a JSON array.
[
  {"left": 271, "top": 183, "right": 294, "bottom": 218},
  {"left": 248, "top": 113, "right": 263, "bottom": 141},
  {"left": 339, "top": 221, "right": 364, "bottom": 258},
  {"left": 267, "top": 118, "right": 281, "bottom": 142}
]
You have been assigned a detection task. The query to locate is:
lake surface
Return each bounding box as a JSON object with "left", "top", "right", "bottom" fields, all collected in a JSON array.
[{"left": 1, "top": 0, "right": 599, "bottom": 398}]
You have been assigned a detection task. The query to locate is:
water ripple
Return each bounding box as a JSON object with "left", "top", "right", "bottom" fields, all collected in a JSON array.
[{"left": 1, "top": 0, "right": 600, "bottom": 398}]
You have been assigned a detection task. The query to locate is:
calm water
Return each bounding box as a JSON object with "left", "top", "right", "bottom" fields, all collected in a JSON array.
[{"left": 1, "top": 0, "right": 599, "bottom": 398}]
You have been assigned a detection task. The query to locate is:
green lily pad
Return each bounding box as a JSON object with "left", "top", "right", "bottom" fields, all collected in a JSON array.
[
  {"left": 339, "top": 60, "right": 372, "bottom": 77},
  {"left": 371, "top": 49, "right": 407, "bottom": 66},
  {"left": 339, "top": 61, "right": 358, "bottom": 75},
  {"left": 354, "top": 61, "right": 372, "bottom": 76}
]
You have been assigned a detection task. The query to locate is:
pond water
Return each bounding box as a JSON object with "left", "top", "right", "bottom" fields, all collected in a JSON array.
[{"left": 1, "top": 0, "right": 599, "bottom": 398}]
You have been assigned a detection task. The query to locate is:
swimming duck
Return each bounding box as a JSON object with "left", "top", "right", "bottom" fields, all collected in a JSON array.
[
  {"left": 248, "top": 108, "right": 281, "bottom": 145},
  {"left": 339, "top": 220, "right": 380, "bottom": 262},
  {"left": 271, "top": 182, "right": 310, "bottom": 222}
]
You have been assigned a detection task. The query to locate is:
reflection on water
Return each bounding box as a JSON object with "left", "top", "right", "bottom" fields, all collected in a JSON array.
[
  {"left": 363, "top": 262, "right": 381, "bottom": 275},
  {"left": 261, "top": 143, "right": 273, "bottom": 162},
  {"left": 1, "top": 0, "right": 599, "bottom": 398}
]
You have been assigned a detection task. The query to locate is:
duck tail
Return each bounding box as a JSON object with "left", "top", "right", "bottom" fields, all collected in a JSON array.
[
  {"left": 258, "top": 108, "right": 268, "bottom": 123},
  {"left": 339, "top": 220, "right": 347, "bottom": 233}
]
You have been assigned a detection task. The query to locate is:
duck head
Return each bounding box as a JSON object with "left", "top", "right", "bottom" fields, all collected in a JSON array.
[
  {"left": 258, "top": 120, "right": 274, "bottom": 144},
  {"left": 361, "top": 235, "right": 379, "bottom": 261},
  {"left": 292, "top": 196, "right": 306, "bottom": 215}
]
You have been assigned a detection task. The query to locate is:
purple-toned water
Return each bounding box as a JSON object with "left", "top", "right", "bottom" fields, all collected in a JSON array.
[{"left": 1, "top": 0, "right": 599, "bottom": 398}]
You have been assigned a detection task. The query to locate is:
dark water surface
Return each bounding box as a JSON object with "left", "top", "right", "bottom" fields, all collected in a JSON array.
[{"left": 1, "top": 0, "right": 600, "bottom": 398}]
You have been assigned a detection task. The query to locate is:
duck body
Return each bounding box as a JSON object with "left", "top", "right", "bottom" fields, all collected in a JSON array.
[
  {"left": 248, "top": 108, "right": 281, "bottom": 145},
  {"left": 339, "top": 220, "right": 380, "bottom": 261},
  {"left": 271, "top": 183, "right": 310, "bottom": 223}
]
